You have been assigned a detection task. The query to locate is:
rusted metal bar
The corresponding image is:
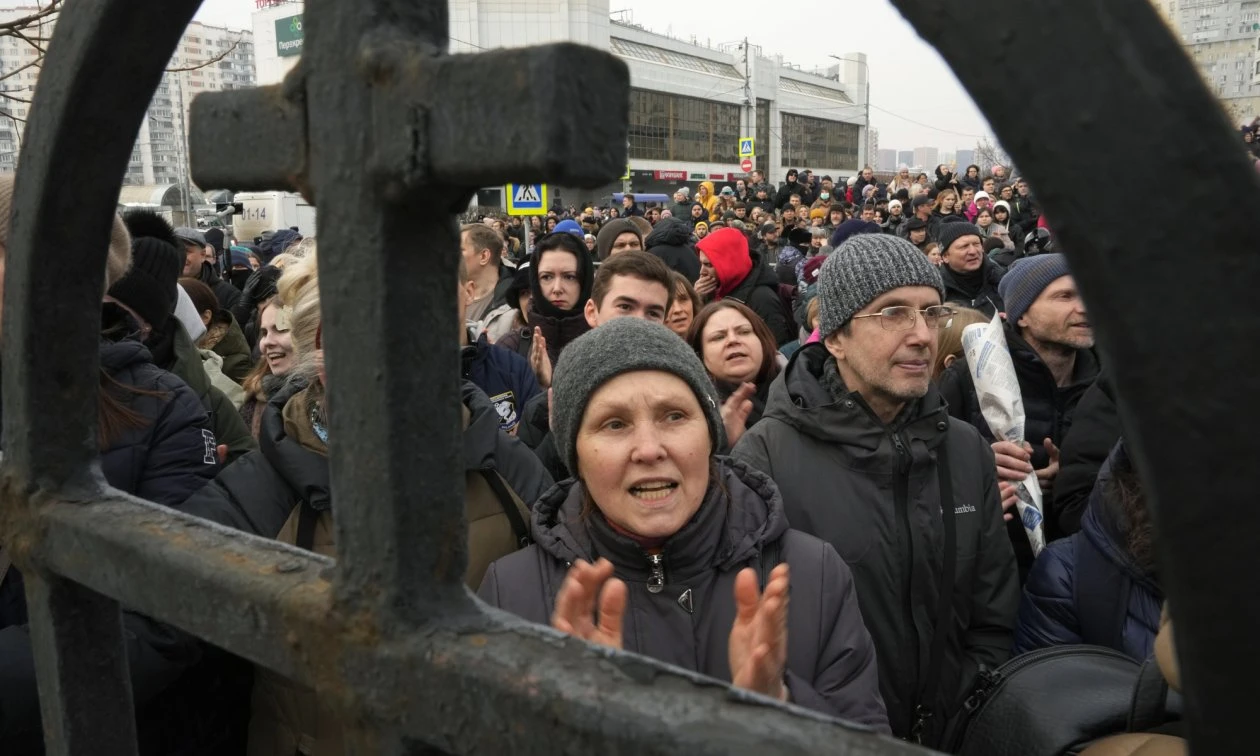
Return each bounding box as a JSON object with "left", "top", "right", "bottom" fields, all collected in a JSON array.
[
  {"left": 22, "top": 493, "right": 927, "bottom": 755},
  {"left": 24, "top": 573, "right": 138, "bottom": 756},
  {"left": 0, "top": 0, "right": 205, "bottom": 753},
  {"left": 189, "top": 74, "right": 310, "bottom": 196},
  {"left": 889, "top": 0, "right": 1260, "bottom": 751}
]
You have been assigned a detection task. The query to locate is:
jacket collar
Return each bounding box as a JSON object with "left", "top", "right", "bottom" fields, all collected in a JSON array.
[
  {"left": 260, "top": 378, "right": 332, "bottom": 512},
  {"left": 765, "top": 343, "right": 950, "bottom": 450},
  {"left": 530, "top": 458, "right": 787, "bottom": 582}
]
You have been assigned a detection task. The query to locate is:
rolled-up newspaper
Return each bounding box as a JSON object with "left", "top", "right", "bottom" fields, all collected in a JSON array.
[{"left": 959, "top": 314, "right": 1046, "bottom": 556}]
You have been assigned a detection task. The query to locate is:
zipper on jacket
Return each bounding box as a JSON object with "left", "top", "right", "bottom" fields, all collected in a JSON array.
[
  {"left": 647, "top": 553, "right": 666, "bottom": 594},
  {"left": 891, "top": 432, "right": 917, "bottom": 669}
]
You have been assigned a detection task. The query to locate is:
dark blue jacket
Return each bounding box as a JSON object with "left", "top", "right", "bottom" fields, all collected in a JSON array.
[
  {"left": 1012, "top": 454, "right": 1162, "bottom": 661},
  {"left": 462, "top": 331, "right": 540, "bottom": 434},
  {"left": 0, "top": 338, "right": 224, "bottom": 754}
]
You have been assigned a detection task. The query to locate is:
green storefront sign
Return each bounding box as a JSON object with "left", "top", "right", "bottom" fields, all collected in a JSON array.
[{"left": 275, "top": 14, "right": 303, "bottom": 58}]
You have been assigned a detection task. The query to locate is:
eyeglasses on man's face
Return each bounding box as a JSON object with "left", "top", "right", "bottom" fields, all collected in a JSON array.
[{"left": 850, "top": 305, "right": 956, "bottom": 331}]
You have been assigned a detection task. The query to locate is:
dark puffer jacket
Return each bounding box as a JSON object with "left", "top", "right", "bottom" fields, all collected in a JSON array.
[
  {"left": 726, "top": 251, "right": 793, "bottom": 347},
  {"left": 1052, "top": 371, "right": 1120, "bottom": 538},
  {"left": 643, "top": 216, "right": 700, "bottom": 281},
  {"left": 479, "top": 457, "right": 889, "bottom": 730},
  {"left": 732, "top": 344, "right": 1018, "bottom": 744},
  {"left": 0, "top": 338, "right": 222, "bottom": 755},
  {"left": 1013, "top": 451, "right": 1162, "bottom": 661},
  {"left": 937, "top": 322, "right": 1101, "bottom": 577}
]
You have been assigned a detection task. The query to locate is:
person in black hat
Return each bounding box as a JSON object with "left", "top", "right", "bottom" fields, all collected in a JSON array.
[
  {"left": 775, "top": 168, "right": 801, "bottom": 210},
  {"left": 902, "top": 217, "right": 930, "bottom": 251},
  {"left": 113, "top": 211, "right": 256, "bottom": 464},
  {"left": 901, "top": 195, "right": 934, "bottom": 240},
  {"left": 175, "top": 225, "right": 242, "bottom": 313}
]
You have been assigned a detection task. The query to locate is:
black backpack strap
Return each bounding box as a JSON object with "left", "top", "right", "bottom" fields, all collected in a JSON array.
[
  {"left": 479, "top": 469, "right": 532, "bottom": 547},
  {"left": 911, "top": 438, "right": 958, "bottom": 745},
  {"left": 1073, "top": 535, "right": 1130, "bottom": 652},
  {"left": 295, "top": 502, "right": 319, "bottom": 552},
  {"left": 1127, "top": 656, "right": 1170, "bottom": 732}
]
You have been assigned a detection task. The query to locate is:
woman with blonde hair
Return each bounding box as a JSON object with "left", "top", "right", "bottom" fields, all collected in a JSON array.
[
  {"left": 932, "top": 306, "right": 990, "bottom": 379},
  {"left": 183, "top": 243, "right": 552, "bottom": 755}
]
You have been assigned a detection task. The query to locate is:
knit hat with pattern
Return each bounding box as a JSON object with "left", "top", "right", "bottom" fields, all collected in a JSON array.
[{"left": 817, "top": 233, "right": 944, "bottom": 335}]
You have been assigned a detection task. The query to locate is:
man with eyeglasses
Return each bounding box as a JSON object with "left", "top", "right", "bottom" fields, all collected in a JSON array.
[
  {"left": 734, "top": 234, "right": 1017, "bottom": 747},
  {"left": 938, "top": 253, "right": 1100, "bottom": 577}
]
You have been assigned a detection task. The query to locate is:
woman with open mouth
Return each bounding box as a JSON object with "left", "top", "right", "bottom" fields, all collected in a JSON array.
[
  {"left": 479, "top": 318, "right": 888, "bottom": 729},
  {"left": 687, "top": 299, "right": 782, "bottom": 440}
]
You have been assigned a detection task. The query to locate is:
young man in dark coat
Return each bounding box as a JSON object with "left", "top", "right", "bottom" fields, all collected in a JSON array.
[
  {"left": 733, "top": 234, "right": 1018, "bottom": 746},
  {"left": 938, "top": 254, "right": 1101, "bottom": 579}
]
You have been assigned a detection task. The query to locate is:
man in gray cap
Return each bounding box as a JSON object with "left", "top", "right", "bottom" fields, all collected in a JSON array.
[
  {"left": 175, "top": 225, "right": 242, "bottom": 312},
  {"left": 938, "top": 253, "right": 1100, "bottom": 570},
  {"left": 733, "top": 233, "right": 1017, "bottom": 747}
]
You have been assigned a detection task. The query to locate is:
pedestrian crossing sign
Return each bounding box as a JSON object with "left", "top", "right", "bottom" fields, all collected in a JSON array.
[
  {"left": 739, "top": 137, "right": 755, "bottom": 158},
  {"left": 506, "top": 183, "right": 548, "bottom": 215}
]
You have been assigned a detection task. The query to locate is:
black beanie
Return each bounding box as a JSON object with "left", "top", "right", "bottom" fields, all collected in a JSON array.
[{"left": 107, "top": 236, "right": 182, "bottom": 329}]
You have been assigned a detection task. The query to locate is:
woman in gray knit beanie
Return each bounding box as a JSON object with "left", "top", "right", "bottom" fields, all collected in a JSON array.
[{"left": 478, "top": 317, "right": 890, "bottom": 730}]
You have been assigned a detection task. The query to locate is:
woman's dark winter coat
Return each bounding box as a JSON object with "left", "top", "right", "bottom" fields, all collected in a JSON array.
[
  {"left": 1013, "top": 452, "right": 1162, "bottom": 661},
  {"left": 479, "top": 457, "right": 890, "bottom": 730},
  {"left": 732, "top": 344, "right": 1018, "bottom": 742},
  {"left": 725, "top": 251, "right": 794, "bottom": 347},
  {"left": 643, "top": 216, "right": 701, "bottom": 281},
  {"left": 0, "top": 338, "right": 224, "bottom": 755}
]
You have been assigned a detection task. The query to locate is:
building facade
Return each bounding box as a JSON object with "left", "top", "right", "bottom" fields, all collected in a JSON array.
[
  {"left": 897, "top": 150, "right": 914, "bottom": 170},
  {"left": 251, "top": 0, "right": 870, "bottom": 203},
  {"left": 913, "top": 146, "right": 940, "bottom": 173},
  {"left": 130, "top": 21, "right": 256, "bottom": 186},
  {"left": 1151, "top": 0, "right": 1260, "bottom": 121},
  {"left": 877, "top": 149, "right": 897, "bottom": 171},
  {"left": 956, "top": 149, "right": 976, "bottom": 171},
  {"left": 0, "top": 7, "right": 254, "bottom": 184}
]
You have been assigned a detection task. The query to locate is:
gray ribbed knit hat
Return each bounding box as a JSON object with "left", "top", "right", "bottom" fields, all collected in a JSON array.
[
  {"left": 551, "top": 317, "right": 725, "bottom": 476},
  {"left": 817, "top": 234, "right": 945, "bottom": 335},
  {"left": 998, "top": 253, "right": 1072, "bottom": 324}
]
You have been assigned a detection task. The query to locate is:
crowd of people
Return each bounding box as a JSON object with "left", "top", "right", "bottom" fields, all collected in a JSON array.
[{"left": 0, "top": 153, "right": 1169, "bottom": 754}]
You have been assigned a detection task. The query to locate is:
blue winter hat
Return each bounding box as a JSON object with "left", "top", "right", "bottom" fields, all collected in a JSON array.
[
  {"left": 554, "top": 219, "right": 584, "bottom": 237},
  {"left": 829, "top": 218, "right": 881, "bottom": 248},
  {"left": 998, "top": 253, "right": 1072, "bottom": 324}
]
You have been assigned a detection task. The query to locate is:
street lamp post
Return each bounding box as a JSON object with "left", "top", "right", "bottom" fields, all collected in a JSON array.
[{"left": 829, "top": 55, "right": 871, "bottom": 170}]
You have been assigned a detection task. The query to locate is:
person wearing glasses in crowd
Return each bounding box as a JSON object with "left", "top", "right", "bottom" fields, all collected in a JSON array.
[{"left": 733, "top": 234, "right": 1018, "bottom": 747}]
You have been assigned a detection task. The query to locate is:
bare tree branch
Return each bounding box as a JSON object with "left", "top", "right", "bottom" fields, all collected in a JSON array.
[
  {"left": 0, "top": 90, "right": 32, "bottom": 104},
  {"left": 0, "top": 1, "right": 59, "bottom": 36},
  {"left": 0, "top": 56, "right": 44, "bottom": 86},
  {"left": 165, "top": 36, "right": 241, "bottom": 73}
]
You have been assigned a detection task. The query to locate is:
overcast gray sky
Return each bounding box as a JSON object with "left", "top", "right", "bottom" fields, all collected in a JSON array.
[{"left": 8, "top": 0, "right": 996, "bottom": 154}]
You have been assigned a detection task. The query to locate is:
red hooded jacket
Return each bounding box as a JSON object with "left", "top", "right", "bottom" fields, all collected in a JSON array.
[{"left": 696, "top": 227, "right": 752, "bottom": 298}]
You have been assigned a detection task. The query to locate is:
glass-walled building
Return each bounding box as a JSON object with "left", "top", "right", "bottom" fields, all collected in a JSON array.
[{"left": 252, "top": 0, "right": 870, "bottom": 204}]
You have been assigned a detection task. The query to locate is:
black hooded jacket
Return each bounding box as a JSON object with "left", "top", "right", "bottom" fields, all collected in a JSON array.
[
  {"left": 528, "top": 239, "right": 595, "bottom": 367},
  {"left": 643, "top": 216, "right": 700, "bottom": 280},
  {"left": 196, "top": 260, "right": 242, "bottom": 313},
  {"left": 726, "top": 251, "right": 793, "bottom": 347},
  {"left": 479, "top": 457, "right": 889, "bottom": 729},
  {"left": 732, "top": 345, "right": 1018, "bottom": 743}
]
